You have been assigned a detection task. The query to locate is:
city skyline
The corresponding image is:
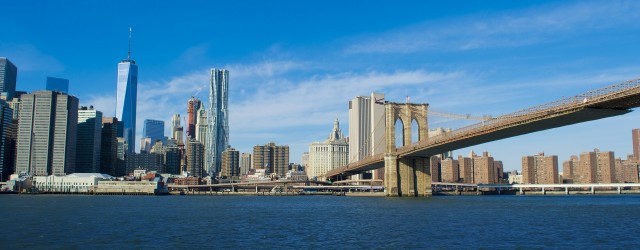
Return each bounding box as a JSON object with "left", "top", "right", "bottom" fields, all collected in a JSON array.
[{"left": 3, "top": 1, "right": 640, "bottom": 170}]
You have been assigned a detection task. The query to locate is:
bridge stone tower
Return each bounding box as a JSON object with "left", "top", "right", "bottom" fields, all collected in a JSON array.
[{"left": 384, "top": 102, "right": 432, "bottom": 196}]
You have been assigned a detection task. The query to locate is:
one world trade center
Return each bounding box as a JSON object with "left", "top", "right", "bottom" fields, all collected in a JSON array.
[{"left": 116, "top": 28, "right": 138, "bottom": 153}]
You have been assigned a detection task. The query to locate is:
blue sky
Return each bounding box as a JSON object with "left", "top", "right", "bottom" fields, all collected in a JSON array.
[{"left": 3, "top": 0, "right": 640, "bottom": 171}]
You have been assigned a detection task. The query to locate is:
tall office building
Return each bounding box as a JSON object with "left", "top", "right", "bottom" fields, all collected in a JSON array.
[
  {"left": 633, "top": 129, "right": 640, "bottom": 161},
  {"left": 16, "top": 91, "right": 78, "bottom": 176},
  {"left": 307, "top": 118, "right": 349, "bottom": 179},
  {"left": 143, "top": 119, "right": 164, "bottom": 145},
  {"left": 348, "top": 93, "right": 385, "bottom": 179},
  {"left": 46, "top": 77, "right": 69, "bottom": 94},
  {"left": 0, "top": 58, "right": 17, "bottom": 101},
  {"left": 221, "top": 147, "right": 239, "bottom": 178},
  {"left": 195, "top": 104, "right": 208, "bottom": 144},
  {"left": 101, "top": 117, "right": 119, "bottom": 176},
  {"left": 162, "top": 139, "right": 181, "bottom": 174},
  {"left": 240, "top": 153, "right": 251, "bottom": 176},
  {"left": 521, "top": 153, "right": 559, "bottom": 184},
  {"left": 0, "top": 99, "right": 13, "bottom": 181},
  {"left": 207, "top": 69, "right": 229, "bottom": 175},
  {"left": 186, "top": 139, "right": 205, "bottom": 177},
  {"left": 187, "top": 97, "right": 201, "bottom": 139},
  {"left": 171, "top": 114, "right": 184, "bottom": 145},
  {"left": 116, "top": 29, "right": 138, "bottom": 153},
  {"left": 253, "top": 142, "right": 289, "bottom": 177},
  {"left": 76, "top": 106, "right": 103, "bottom": 173}
]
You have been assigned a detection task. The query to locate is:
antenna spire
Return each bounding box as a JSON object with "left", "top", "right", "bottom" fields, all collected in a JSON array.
[{"left": 128, "top": 27, "right": 132, "bottom": 60}]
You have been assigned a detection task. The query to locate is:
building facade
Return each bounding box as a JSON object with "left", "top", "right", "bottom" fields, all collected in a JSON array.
[
  {"left": 521, "top": 153, "right": 559, "bottom": 184},
  {"left": 348, "top": 92, "right": 385, "bottom": 179},
  {"left": 187, "top": 97, "right": 201, "bottom": 139},
  {"left": 307, "top": 118, "right": 349, "bottom": 179},
  {"left": 0, "top": 58, "right": 17, "bottom": 101},
  {"left": 240, "top": 153, "right": 251, "bottom": 176},
  {"left": 101, "top": 117, "right": 119, "bottom": 176},
  {"left": 221, "top": 147, "right": 239, "bottom": 178},
  {"left": 16, "top": 91, "right": 78, "bottom": 176},
  {"left": 207, "top": 68, "right": 229, "bottom": 175},
  {"left": 76, "top": 106, "right": 102, "bottom": 173},
  {"left": 186, "top": 139, "right": 205, "bottom": 177},
  {"left": 574, "top": 149, "right": 615, "bottom": 184},
  {"left": 440, "top": 158, "right": 459, "bottom": 183},
  {"left": 253, "top": 142, "right": 289, "bottom": 177},
  {"left": 124, "top": 152, "right": 163, "bottom": 175},
  {"left": 0, "top": 100, "right": 13, "bottom": 181},
  {"left": 633, "top": 129, "right": 640, "bottom": 161},
  {"left": 143, "top": 119, "right": 164, "bottom": 145}
]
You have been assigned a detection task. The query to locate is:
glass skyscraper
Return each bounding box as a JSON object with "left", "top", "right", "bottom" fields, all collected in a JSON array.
[
  {"left": 115, "top": 30, "right": 138, "bottom": 153},
  {"left": 207, "top": 68, "right": 229, "bottom": 175},
  {"left": 0, "top": 57, "right": 17, "bottom": 101},
  {"left": 142, "top": 119, "right": 165, "bottom": 144},
  {"left": 46, "top": 77, "right": 69, "bottom": 94}
]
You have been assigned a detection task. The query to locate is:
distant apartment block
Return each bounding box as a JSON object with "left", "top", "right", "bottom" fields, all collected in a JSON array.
[
  {"left": 240, "top": 153, "right": 251, "bottom": 176},
  {"left": 522, "top": 153, "right": 559, "bottom": 184},
  {"left": 254, "top": 142, "right": 290, "bottom": 177},
  {"left": 221, "top": 147, "right": 239, "bottom": 178},
  {"left": 440, "top": 158, "right": 459, "bottom": 183}
]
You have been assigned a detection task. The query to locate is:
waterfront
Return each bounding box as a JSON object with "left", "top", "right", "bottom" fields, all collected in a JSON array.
[{"left": 1, "top": 195, "right": 640, "bottom": 249}]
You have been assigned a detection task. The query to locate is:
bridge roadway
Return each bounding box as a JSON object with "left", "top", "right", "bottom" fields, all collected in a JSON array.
[{"left": 325, "top": 78, "right": 640, "bottom": 179}]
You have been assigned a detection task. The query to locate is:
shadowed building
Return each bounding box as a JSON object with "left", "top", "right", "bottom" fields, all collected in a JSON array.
[
  {"left": 76, "top": 106, "right": 102, "bottom": 173},
  {"left": 0, "top": 58, "right": 17, "bottom": 101},
  {"left": 101, "top": 117, "right": 119, "bottom": 176}
]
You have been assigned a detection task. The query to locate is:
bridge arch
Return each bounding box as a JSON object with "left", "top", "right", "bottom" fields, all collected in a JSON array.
[{"left": 385, "top": 103, "right": 429, "bottom": 152}]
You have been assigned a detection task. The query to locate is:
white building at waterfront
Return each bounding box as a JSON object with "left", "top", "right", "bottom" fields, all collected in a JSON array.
[
  {"left": 307, "top": 117, "right": 349, "bottom": 180},
  {"left": 33, "top": 173, "right": 113, "bottom": 193}
]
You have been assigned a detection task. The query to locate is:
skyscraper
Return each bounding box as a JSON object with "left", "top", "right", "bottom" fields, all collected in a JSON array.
[
  {"left": 171, "top": 114, "right": 184, "bottom": 145},
  {"left": 16, "top": 91, "right": 79, "bottom": 176},
  {"left": 101, "top": 117, "right": 119, "bottom": 176},
  {"left": 240, "top": 153, "right": 251, "bottom": 176},
  {"left": 0, "top": 57, "right": 17, "bottom": 101},
  {"left": 187, "top": 97, "right": 201, "bottom": 139},
  {"left": 0, "top": 99, "right": 13, "bottom": 181},
  {"left": 115, "top": 28, "right": 138, "bottom": 153},
  {"left": 207, "top": 68, "right": 229, "bottom": 175},
  {"left": 348, "top": 93, "right": 385, "bottom": 179},
  {"left": 46, "top": 77, "right": 69, "bottom": 94},
  {"left": 221, "top": 147, "right": 240, "bottom": 178},
  {"left": 143, "top": 119, "right": 164, "bottom": 145},
  {"left": 307, "top": 118, "right": 349, "bottom": 179},
  {"left": 186, "top": 138, "right": 205, "bottom": 177},
  {"left": 76, "top": 106, "right": 103, "bottom": 173}
]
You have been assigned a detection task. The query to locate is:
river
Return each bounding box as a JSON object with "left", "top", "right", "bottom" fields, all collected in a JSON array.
[{"left": 1, "top": 195, "right": 639, "bottom": 249}]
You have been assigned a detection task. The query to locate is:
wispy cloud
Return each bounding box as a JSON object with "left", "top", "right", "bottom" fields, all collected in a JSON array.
[
  {"left": 0, "top": 44, "right": 64, "bottom": 72},
  {"left": 345, "top": 1, "right": 640, "bottom": 54}
]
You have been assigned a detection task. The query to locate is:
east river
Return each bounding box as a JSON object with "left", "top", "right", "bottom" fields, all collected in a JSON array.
[{"left": 1, "top": 194, "right": 639, "bottom": 249}]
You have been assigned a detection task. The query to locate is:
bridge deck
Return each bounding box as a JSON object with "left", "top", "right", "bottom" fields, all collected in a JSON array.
[{"left": 325, "top": 78, "right": 640, "bottom": 178}]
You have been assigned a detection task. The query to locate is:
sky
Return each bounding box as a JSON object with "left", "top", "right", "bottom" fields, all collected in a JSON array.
[{"left": 2, "top": 0, "right": 640, "bottom": 171}]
